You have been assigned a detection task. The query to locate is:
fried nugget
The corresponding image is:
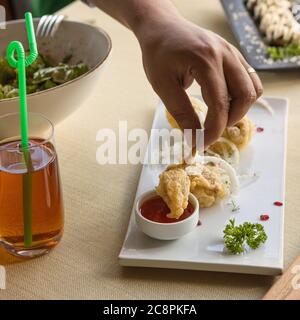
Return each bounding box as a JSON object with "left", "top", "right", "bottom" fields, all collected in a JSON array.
[
  {"left": 166, "top": 96, "right": 254, "bottom": 151},
  {"left": 156, "top": 168, "right": 190, "bottom": 219},
  {"left": 206, "top": 137, "right": 240, "bottom": 167},
  {"left": 164, "top": 162, "right": 230, "bottom": 209},
  {"left": 222, "top": 116, "right": 254, "bottom": 150},
  {"left": 186, "top": 163, "right": 229, "bottom": 208}
]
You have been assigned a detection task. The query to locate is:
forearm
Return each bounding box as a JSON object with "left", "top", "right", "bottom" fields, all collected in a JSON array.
[{"left": 91, "top": 0, "right": 182, "bottom": 35}]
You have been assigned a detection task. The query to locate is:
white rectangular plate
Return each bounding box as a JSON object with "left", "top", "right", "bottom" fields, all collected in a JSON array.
[{"left": 119, "top": 96, "right": 288, "bottom": 275}]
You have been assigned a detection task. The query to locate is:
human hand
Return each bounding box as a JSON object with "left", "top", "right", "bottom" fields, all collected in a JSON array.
[{"left": 135, "top": 16, "right": 263, "bottom": 148}]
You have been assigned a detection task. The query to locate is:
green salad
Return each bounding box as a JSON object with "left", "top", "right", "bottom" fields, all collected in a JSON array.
[{"left": 0, "top": 53, "right": 89, "bottom": 100}]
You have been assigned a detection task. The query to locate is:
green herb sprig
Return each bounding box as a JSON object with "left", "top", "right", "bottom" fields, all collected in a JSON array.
[
  {"left": 229, "top": 199, "right": 240, "bottom": 212},
  {"left": 267, "top": 44, "right": 300, "bottom": 60},
  {"left": 223, "top": 219, "right": 267, "bottom": 254}
]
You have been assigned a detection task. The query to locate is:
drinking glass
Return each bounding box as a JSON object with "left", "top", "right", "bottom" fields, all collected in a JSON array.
[{"left": 0, "top": 112, "right": 64, "bottom": 258}]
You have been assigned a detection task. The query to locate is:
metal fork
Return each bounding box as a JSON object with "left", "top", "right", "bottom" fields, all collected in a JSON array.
[{"left": 36, "top": 15, "right": 64, "bottom": 37}]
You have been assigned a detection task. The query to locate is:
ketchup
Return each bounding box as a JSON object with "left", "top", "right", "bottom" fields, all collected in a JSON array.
[{"left": 140, "top": 195, "right": 194, "bottom": 223}]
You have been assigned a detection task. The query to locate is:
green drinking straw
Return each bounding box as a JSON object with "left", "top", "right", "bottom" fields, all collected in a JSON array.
[{"left": 6, "top": 12, "right": 38, "bottom": 247}]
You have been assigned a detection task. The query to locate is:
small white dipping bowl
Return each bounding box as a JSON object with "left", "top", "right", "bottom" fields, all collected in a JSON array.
[{"left": 135, "top": 190, "right": 199, "bottom": 240}]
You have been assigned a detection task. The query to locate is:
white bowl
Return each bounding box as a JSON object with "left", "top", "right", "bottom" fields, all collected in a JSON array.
[
  {"left": 0, "top": 18, "right": 112, "bottom": 125},
  {"left": 135, "top": 190, "right": 199, "bottom": 240}
]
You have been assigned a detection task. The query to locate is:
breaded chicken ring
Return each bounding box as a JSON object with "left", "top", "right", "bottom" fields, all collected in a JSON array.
[
  {"left": 165, "top": 96, "right": 254, "bottom": 151},
  {"left": 222, "top": 116, "right": 254, "bottom": 150}
]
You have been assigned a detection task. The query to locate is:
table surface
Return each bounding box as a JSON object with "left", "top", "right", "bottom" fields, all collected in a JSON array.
[{"left": 1, "top": 0, "right": 300, "bottom": 300}]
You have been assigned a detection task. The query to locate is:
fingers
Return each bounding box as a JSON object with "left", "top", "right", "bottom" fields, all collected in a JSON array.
[
  {"left": 234, "top": 48, "right": 263, "bottom": 98},
  {"left": 223, "top": 54, "right": 256, "bottom": 126},
  {"left": 223, "top": 47, "right": 263, "bottom": 126},
  {"left": 192, "top": 65, "right": 230, "bottom": 149},
  {"left": 153, "top": 78, "right": 201, "bottom": 147},
  {"left": 233, "top": 48, "right": 263, "bottom": 95},
  {"left": 222, "top": 47, "right": 259, "bottom": 126}
]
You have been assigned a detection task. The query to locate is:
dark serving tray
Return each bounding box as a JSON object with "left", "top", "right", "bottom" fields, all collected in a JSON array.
[{"left": 220, "top": 0, "right": 300, "bottom": 71}]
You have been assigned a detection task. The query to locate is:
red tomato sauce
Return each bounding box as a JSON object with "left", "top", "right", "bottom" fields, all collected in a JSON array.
[{"left": 140, "top": 195, "right": 194, "bottom": 223}]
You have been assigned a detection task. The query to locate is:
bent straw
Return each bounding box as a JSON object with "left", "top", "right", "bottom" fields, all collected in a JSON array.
[{"left": 6, "top": 12, "right": 38, "bottom": 247}]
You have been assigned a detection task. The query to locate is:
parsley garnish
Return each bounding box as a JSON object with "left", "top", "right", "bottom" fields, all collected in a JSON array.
[{"left": 223, "top": 219, "right": 267, "bottom": 254}]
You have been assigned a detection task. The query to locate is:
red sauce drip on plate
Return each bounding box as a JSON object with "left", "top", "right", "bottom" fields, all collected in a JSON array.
[
  {"left": 256, "top": 127, "right": 264, "bottom": 133},
  {"left": 260, "top": 214, "right": 269, "bottom": 221},
  {"left": 140, "top": 195, "right": 194, "bottom": 223}
]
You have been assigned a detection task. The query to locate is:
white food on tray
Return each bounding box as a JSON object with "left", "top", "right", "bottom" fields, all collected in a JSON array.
[
  {"left": 119, "top": 96, "right": 288, "bottom": 275},
  {"left": 246, "top": 0, "right": 300, "bottom": 45}
]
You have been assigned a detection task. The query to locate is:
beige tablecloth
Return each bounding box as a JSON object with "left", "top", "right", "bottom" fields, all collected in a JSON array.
[{"left": 1, "top": 0, "right": 300, "bottom": 300}]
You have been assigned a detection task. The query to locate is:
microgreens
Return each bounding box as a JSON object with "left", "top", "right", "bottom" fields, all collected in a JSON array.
[{"left": 227, "top": 199, "right": 240, "bottom": 212}]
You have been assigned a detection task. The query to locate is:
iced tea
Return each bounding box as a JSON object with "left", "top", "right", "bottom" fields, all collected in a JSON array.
[{"left": 0, "top": 113, "right": 64, "bottom": 258}]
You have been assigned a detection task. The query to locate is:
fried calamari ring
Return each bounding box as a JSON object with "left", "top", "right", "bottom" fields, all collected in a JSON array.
[
  {"left": 164, "top": 156, "right": 239, "bottom": 208},
  {"left": 222, "top": 116, "right": 254, "bottom": 150},
  {"left": 206, "top": 137, "right": 240, "bottom": 167},
  {"left": 166, "top": 96, "right": 254, "bottom": 151},
  {"left": 166, "top": 96, "right": 208, "bottom": 129},
  {"left": 187, "top": 163, "right": 228, "bottom": 208}
]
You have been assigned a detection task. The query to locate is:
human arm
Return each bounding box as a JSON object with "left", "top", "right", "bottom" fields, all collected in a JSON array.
[{"left": 90, "top": 0, "right": 263, "bottom": 148}]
